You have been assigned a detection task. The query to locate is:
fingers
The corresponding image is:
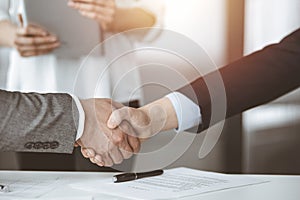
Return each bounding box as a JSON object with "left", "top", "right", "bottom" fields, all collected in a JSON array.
[
  {"left": 14, "top": 35, "right": 59, "bottom": 57},
  {"left": 108, "top": 107, "right": 150, "bottom": 129},
  {"left": 78, "top": 10, "right": 114, "bottom": 24},
  {"left": 82, "top": 148, "right": 104, "bottom": 167},
  {"left": 107, "top": 107, "right": 131, "bottom": 129},
  {"left": 81, "top": 143, "right": 125, "bottom": 167},
  {"left": 93, "top": 154, "right": 105, "bottom": 166},
  {"left": 81, "top": 148, "right": 112, "bottom": 167},
  {"left": 81, "top": 147, "right": 96, "bottom": 158},
  {"left": 89, "top": 150, "right": 125, "bottom": 167},
  {"left": 68, "top": 0, "right": 115, "bottom": 25},
  {"left": 16, "top": 42, "right": 60, "bottom": 52},
  {"left": 117, "top": 121, "right": 141, "bottom": 153},
  {"left": 16, "top": 24, "right": 48, "bottom": 36},
  {"left": 69, "top": 1, "right": 114, "bottom": 15},
  {"left": 15, "top": 35, "right": 58, "bottom": 46},
  {"left": 14, "top": 24, "right": 59, "bottom": 56},
  {"left": 90, "top": 156, "right": 101, "bottom": 165},
  {"left": 127, "top": 135, "right": 141, "bottom": 153},
  {"left": 74, "top": 141, "right": 79, "bottom": 147},
  {"left": 100, "top": 153, "right": 114, "bottom": 167},
  {"left": 107, "top": 108, "right": 142, "bottom": 153},
  {"left": 107, "top": 120, "right": 140, "bottom": 155},
  {"left": 81, "top": 148, "right": 105, "bottom": 167},
  {"left": 87, "top": 152, "right": 121, "bottom": 167},
  {"left": 69, "top": 0, "right": 115, "bottom": 7},
  {"left": 81, "top": 142, "right": 130, "bottom": 166},
  {"left": 120, "top": 148, "right": 133, "bottom": 160},
  {"left": 109, "top": 145, "right": 124, "bottom": 165}
]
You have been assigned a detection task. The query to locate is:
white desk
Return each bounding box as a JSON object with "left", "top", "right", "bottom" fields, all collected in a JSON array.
[{"left": 0, "top": 170, "right": 299, "bottom": 200}]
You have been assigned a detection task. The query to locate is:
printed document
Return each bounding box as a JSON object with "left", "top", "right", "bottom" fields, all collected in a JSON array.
[
  {"left": 71, "top": 167, "right": 267, "bottom": 199},
  {"left": 0, "top": 176, "right": 64, "bottom": 198}
]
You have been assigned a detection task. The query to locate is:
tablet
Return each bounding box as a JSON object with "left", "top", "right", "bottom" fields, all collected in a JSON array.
[{"left": 23, "top": 0, "right": 101, "bottom": 58}]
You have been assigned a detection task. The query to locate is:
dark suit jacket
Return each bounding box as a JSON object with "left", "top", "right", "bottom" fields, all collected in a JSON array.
[
  {"left": 0, "top": 90, "right": 79, "bottom": 153},
  {"left": 178, "top": 28, "right": 300, "bottom": 132}
]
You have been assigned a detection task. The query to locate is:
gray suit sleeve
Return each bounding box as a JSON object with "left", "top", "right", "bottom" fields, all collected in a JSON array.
[{"left": 0, "top": 90, "right": 79, "bottom": 154}]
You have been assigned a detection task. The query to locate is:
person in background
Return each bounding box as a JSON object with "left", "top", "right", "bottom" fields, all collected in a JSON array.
[
  {"left": 0, "top": 0, "right": 164, "bottom": 171},
  {"left": 68, "top": 0, "right": 164, "bottom": 104},
  {"left": 68, "top": 0, "right": 164, "bottom": 171}
]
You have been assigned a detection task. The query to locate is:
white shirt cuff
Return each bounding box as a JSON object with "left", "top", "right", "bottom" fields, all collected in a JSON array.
[
  {"left": 166, "top": 92, "right": 202, "bottom": 133},
  {"left": 69, "top": 94, "right": 85, "bottom": 141}
]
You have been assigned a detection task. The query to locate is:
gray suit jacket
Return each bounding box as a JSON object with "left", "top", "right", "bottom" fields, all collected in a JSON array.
[{"left": 0, "top": 90, "right": 79, "bottom": 154}]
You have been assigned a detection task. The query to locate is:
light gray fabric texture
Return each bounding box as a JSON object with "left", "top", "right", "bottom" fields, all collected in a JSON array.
[{"left": 0, "top": 90, "right": 79, "bottom": 154}]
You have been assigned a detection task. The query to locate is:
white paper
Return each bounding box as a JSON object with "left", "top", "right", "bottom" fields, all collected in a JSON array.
[
  {"left": 0, "top": 177, "right": 64, "bottom": 198},
  {"left": 11, "top": 197, "right": 93, "bottom": 200},
  {"left": 70, "top": 167, "right": 267, "bottom": 200},
  {"left": 1, "top": 197, "right": 93, "bottom": 200}
]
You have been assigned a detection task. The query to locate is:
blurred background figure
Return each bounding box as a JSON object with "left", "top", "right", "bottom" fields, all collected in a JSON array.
[{"left": 0, "top": 0, "right": 164, "bottom": 171}]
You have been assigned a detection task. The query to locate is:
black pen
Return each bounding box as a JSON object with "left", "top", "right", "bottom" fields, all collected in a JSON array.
[
  {"left": 113, "top": 169, "right": 164, "bottom": 183},
  {"left": 0, "top": 184, "right": 10, "bottom": 193}
]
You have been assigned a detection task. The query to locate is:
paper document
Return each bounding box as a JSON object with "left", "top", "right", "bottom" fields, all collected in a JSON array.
[
  {"left": 1, "top": 197, "right": 93, "bottom": 200},
  {"left": 0, "top": 177, "right": 64, "bottom": 198},
  {"left": 71, "top": 167, "right": 267, "bottom": 200}
]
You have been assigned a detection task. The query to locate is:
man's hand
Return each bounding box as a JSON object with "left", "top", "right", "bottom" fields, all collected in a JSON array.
[
  {"left": 77, "top": 99, "right": 141, "bottom": 167},
  {"left": 13, "top": 24, "right": 60, "bottom": 57},
  {"left": 107, "top": 97, "right": 178, "bottom": 141},
  {"left": 107, "top": 107, "right": 160, "bottom": 140},
  {"left": 68, "top": 0, "right": 116, "bottom": 30}
]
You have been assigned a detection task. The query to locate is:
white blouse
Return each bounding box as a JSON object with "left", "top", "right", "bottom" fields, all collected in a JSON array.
[{"left": 0, "top": 0, "right": 164, "bottom": 103}]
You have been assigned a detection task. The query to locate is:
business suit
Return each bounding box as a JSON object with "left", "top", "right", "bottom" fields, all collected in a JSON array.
[
  {"left": 178, "top": 28, "right": 300, "bottom": 132},
  {"left": 0, "top": 89, "right": 79, "bottom": 153}
]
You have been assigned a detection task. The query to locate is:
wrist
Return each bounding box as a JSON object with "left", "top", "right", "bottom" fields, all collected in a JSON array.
[
  {"left": 6, "top": 23, "right": 17, "bottom": 47},
  {"left": 9, "top": 27, "right": 18, "bottom": 48},
  {"left": 101, "top": 8, "right": 118, "bottom": 32},
  {"left": 0, "top": 20, "right": 17, "bottom": 47},
  {"left": 140, "top": 97, "right": 178, "bottom": 133}
]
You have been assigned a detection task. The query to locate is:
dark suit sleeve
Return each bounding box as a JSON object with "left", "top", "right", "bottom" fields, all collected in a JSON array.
[
  {"left": 178, "top": 28, "right": 300, "bottom": 132},
  {"left": 0, "top": 90, "right": 79, "bottom": 153}
]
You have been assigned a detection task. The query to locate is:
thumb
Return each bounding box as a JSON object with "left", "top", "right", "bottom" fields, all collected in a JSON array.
[{"left": 107, "top": 107, "right": 130, "bottom": 129}]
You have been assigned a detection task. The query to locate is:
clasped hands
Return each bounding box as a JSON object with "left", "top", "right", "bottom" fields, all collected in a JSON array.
[{"left": 77, "top": 98, "right": 170, "bottom": 167}]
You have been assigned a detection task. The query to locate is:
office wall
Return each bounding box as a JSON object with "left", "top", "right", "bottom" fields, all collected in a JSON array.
[
  {"left": 244, "top": 0, "right": 300, "bottom": 55},
  {"left": 243, "top": 0, "right": 300, "bottom": 174}
]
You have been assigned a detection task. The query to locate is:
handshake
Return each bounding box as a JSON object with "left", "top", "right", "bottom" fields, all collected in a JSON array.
[{"left": 76, "top": 98, "right": 172, "bottom": 167}]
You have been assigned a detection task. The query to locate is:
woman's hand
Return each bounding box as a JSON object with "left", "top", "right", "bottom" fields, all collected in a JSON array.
[
  {"left": 68, "top": 0, "right": 116, "bottom": 30},
  {"left": 14, "top": 24, "right": 60, "bottom": 57}
]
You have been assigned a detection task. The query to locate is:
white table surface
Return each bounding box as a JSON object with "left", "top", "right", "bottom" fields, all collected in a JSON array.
[{"left": 0, "top": 170, "right": 299, "bottom": 200}]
